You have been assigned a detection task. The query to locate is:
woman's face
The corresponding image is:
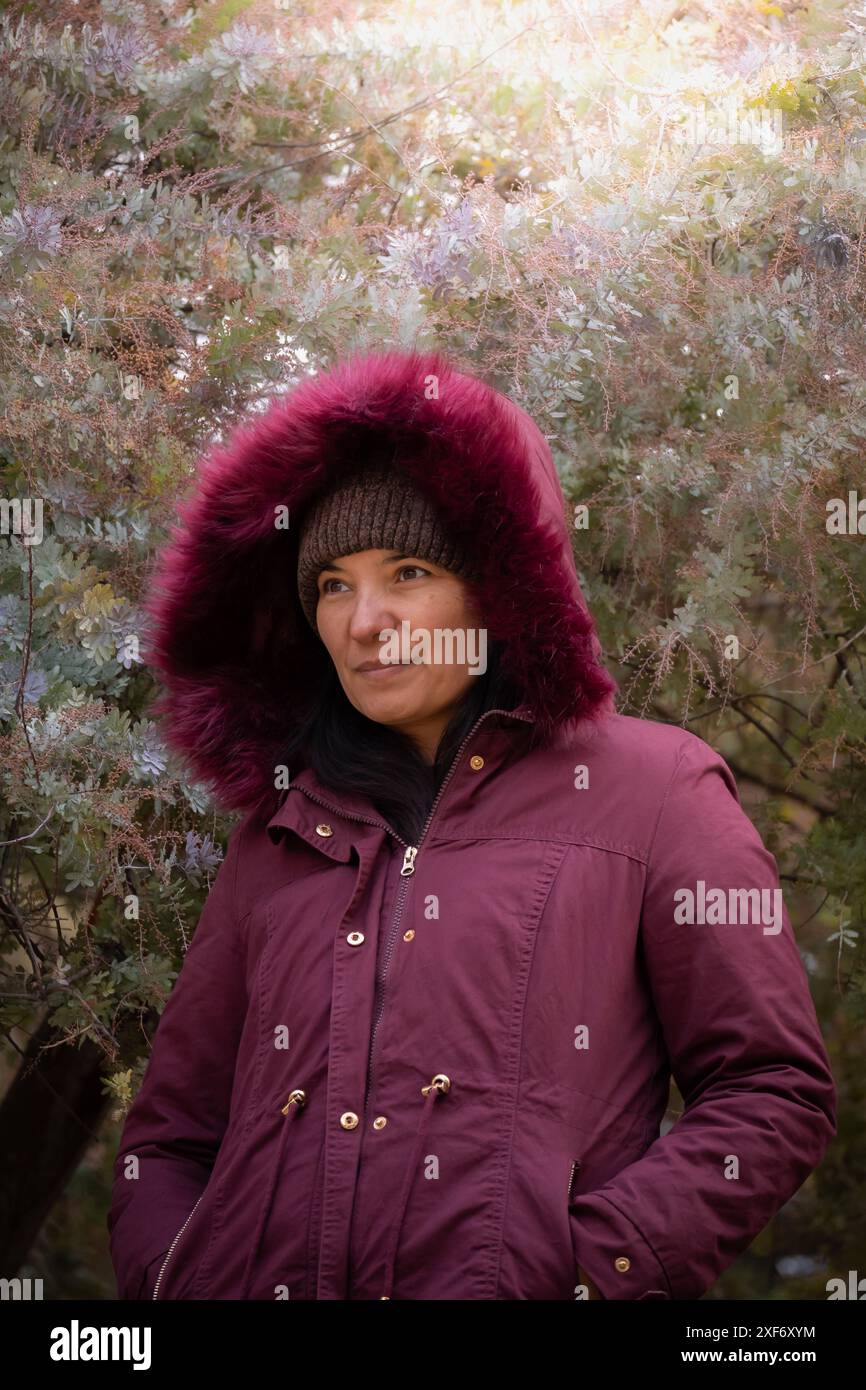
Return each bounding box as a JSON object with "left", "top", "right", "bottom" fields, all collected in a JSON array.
[{"left": 314, "top": 548, "right": 483, "bottom": 763}]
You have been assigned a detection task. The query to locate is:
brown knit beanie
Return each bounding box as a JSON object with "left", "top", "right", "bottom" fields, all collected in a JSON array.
[{"left": 296, "top": 460, "right": 475, "bottom": 632}]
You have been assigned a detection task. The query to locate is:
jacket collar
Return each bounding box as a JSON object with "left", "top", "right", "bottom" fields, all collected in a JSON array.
[{"left": 265, "top": 703, "right": 536, "bottom": 852}]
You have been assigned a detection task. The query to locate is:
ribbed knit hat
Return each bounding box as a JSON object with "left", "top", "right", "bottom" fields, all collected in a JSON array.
[{"left": 296, "top": 460, "right": 475, "bottom": 632}]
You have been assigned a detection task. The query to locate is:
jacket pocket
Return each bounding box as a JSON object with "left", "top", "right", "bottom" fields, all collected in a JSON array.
[
  {"left": 137, "top": 1245, "right": 171, "bottom": 1301},
  {"left": 567, "top": 1157, "right": 582, "bottom": 1203},
  {"left": 191, "top": 1086, "right": 314, "bottom": 1299},
  {"left": 304, "top": 1131, "right": 327, "bottom": 1299},
  {"left": 152, "top": 1191, "right": 210, "bottom": 1300},
  {"left": 564, "top": 1156, "right": 586, "bottom": 1298},
  {"left": 566, "top": 1156, "right": 595, "bottom": 1299}
]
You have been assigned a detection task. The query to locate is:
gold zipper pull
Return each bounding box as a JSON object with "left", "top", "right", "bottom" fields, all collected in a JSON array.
[
  {"left": 421, "top": 1073, "right": 451, "bottom": 1096},
  {"left": 281, "top": 1088, "right": 307, "bottom": 1114},
  {"left": 401, "top": 845, "right": 417, "bottom": 876}
]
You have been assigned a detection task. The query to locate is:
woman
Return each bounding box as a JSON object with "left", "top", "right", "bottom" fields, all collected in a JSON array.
[{"left": 108, "top": 348, "right": 836, "bottom": 1301}]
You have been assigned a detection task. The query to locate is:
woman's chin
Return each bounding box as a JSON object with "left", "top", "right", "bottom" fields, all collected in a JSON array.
[
  {"left": 356, "top": 692, "right": 418, "bottom": 724},
  {"left": 346, "top": 672, "right": 417, "bottom": 717}
]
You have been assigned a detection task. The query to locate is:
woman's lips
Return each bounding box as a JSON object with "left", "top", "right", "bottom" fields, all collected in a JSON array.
[{"left": 355, "top": 663, "right": 413, "bottom": 679}]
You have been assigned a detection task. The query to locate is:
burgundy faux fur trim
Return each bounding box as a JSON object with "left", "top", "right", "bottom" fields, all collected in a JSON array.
[{"left": 142, "top": 348, "right": 616, "bottom": 813}]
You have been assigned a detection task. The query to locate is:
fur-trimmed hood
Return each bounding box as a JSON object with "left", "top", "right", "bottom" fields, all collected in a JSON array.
[{"left": 142, "top": 348, "right": 616, "bottom": 814}]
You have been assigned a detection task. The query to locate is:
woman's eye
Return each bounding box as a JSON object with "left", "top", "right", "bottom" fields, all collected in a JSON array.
[{"left": 319, "top": 565, "right": 428, "bottom": 596}]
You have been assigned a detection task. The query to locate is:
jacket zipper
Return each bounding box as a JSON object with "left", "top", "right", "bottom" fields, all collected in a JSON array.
[
  {"left": 287, "top": 708, "right": 534, "bottom": 1112},
  {"left": 363, "top": 708, "right": 533, "bottom": 1109},
  {"left": 152, "top": 1192, "right": 205, "bottom": 1300},
  {"left": 363, "top": 842, "right": 416, "bottom": 1110}
]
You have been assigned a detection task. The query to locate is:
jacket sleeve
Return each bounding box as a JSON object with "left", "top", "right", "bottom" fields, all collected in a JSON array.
[
  {"left": 569, "top": 733, "right": 837, "bottom": 1300},
  {"left": 107, "top": 813, "right": 250, "bottom": 1299}
]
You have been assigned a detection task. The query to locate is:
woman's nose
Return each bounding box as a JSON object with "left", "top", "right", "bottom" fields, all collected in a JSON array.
[{"left": 346, "top": 586, "right": 399, "bottom": 644}]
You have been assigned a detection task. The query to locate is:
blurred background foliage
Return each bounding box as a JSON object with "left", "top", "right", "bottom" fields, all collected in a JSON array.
[{"left": 0, "top": 0, "right": 862, "bottom": 1298}]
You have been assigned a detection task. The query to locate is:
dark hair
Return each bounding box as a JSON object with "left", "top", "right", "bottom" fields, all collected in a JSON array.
[{"left": 279, "top": 639, "right": 529, "bottom": 845}]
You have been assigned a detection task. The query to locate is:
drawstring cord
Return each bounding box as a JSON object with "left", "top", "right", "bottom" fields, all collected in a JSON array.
[
  {"left": 240, "top": 1088, "right": 307, "bottom": 1300},
  {"left": 379, "top": 1073, "right": 451, "bottom": 1300}
]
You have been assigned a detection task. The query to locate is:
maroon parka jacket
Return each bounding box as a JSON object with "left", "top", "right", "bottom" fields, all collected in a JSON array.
[{"left": 108, "top": 349, "right": 836, "bottom": 1301}]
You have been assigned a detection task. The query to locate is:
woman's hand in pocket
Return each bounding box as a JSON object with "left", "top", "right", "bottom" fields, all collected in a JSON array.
[{"left": 577, "top": 1262, "right": 604, "bottom": 1300}]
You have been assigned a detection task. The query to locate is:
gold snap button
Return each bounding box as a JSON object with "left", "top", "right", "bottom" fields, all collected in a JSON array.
[
  {"left": 340, "top": 1111, "right": 359, "bottom": 1129},
  {"left": 315, "top": 823, "right": 333, "bottom": 836},
  {"left": 614, "top": 1256, "right": 631, "bottom": 1273},
  {"left": 469, "top": 755, "right": 484, "bottom": 770},
  {"left": 403, "top": 929, "right": 415, "bottom": 941},
  {"left": 347, "top": 931, "right": 365, "bottom": 946},
  {"left": 373, "top": 1116, "right": 387, "bottom": 1130}
]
